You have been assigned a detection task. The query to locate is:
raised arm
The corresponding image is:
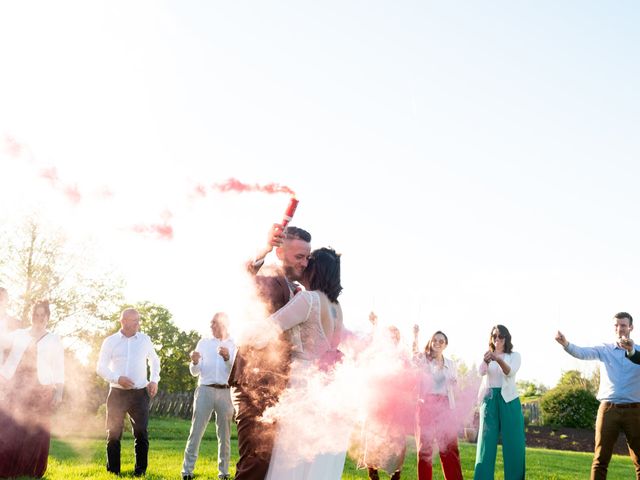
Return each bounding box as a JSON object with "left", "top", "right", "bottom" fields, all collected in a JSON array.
[
  {"left": 247, "top": 223, "right": 285, "bottom": 275},
  {"left": 555, "top": 330, "right": 602, "bottom": 361}
]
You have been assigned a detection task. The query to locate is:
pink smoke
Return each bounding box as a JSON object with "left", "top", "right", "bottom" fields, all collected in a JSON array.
[
  {"left": 258, "top": 326, "right": 480, "bottom": 471},
  {"left": 209, "top": 177, "right": 296, "bottom": 196},
  {"left": 39, "top": 166, "right": 59, "bottom": 185},
  {"left": 38, "top": 167, "right": 83, "bottom": 205},
  {"left": 131, "top": 210, "right": 174, "bottom": 241},
  {"left": 3, "top": 135, "right": 23, "bottom": 158}
]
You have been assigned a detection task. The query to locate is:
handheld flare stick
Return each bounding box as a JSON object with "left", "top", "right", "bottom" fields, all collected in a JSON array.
[{"left": 280, "top": 196, "right": 299, "bottom": 229}]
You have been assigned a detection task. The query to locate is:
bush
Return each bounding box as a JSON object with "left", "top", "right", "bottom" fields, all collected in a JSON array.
[{"left": 540, "top": 386, "right": 599, "bottom": 429}]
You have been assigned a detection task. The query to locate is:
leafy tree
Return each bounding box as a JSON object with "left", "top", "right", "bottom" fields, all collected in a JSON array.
[
  {"left": 517, "top": 380, "right": 548, "bottom": 398},
  {"left": 0, "top": 217, "right": 123, "bottom": 340},
  {"left": 557, "top": 369, "right": 598, "bottom": 395},
  {"left": 96, "top": 302, "right": 201, "bottom": 393}
]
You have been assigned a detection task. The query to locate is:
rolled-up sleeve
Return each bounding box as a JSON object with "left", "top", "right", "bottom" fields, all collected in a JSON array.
[
  {"left": 189, "top": 340, "right": 203, "bottom": 377},
  {"left": 148, "top": 339, "right": 161, "bottom": 383}
]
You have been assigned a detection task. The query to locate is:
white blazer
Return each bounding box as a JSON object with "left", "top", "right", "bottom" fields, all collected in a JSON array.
[
  {"left": 0, "top": 328, "right": 65, "bottom": 385},
  {"left": 415, "top": 353, "right": 458, "bottom": 409},
  {"left": 478, "top": 351, "right": 521, "bottom": 403}
]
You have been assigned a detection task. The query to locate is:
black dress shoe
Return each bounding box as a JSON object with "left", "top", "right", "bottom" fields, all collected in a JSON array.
[{"left": 182, "top": 475, "right": 194, "bottom": 480}]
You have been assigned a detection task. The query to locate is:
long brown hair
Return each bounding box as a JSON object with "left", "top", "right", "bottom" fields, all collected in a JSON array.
[
  {"left": 489, "top": 324, "right": 513, "bottom": 353},
  {"left": 424, "top": 330, "right": 448, "bottom": 360}
]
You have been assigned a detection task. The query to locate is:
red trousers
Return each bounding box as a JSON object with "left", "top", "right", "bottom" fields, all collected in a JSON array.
[{"left": 416, "top": 395, "right": 463, "bottom": 480}]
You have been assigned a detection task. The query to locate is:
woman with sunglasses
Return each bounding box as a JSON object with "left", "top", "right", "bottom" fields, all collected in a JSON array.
[
  {"left": 473, "top": 325, "right": 525, "bottom": 480},
  {"left": 414, "top": 329, "right": 463, "bottom": 480}
]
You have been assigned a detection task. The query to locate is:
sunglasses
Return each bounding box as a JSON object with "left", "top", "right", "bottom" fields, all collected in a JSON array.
[{"left": 492, "top": 334, "right": 505, "bottom": 340}]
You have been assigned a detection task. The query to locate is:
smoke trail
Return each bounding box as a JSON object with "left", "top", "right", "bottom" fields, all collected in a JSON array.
[
  {"left": 131, "top": 210, "right": 174, "bottom": 241},
  {"left": 3, "top": 135, "right": 24, "bottom": 158},
  {"left": 210, "top": 177, "right": 296, "bottom": 196}
]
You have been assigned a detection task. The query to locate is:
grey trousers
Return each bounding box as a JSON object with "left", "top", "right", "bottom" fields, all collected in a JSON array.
[{"left": 182, "top": 385, "right": 234, "bottom": 477}]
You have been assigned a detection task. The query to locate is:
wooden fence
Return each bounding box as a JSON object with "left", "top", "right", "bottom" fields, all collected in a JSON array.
[
  {"left": 150, "top": 391, "right": 194, "bottom": 419},
  {"left": 150, "top": 390, "right": 542, "bottom": 427},
  {"left": 522, "top": 401, "right": 541, "bottom": 425}
]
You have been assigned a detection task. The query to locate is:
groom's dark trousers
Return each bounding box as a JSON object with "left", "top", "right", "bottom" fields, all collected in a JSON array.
[{"left": 231, "top": 274, "right": 292, "bottom": 480}]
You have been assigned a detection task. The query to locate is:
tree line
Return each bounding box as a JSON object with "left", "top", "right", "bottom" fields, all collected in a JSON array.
[{"left": 0, "top": 217, "right": 201, "bottom": 409}]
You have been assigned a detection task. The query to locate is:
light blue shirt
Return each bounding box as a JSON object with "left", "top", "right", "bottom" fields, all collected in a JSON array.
[{"left": 565, "top": 342, "right": 640, "bottom": 403}]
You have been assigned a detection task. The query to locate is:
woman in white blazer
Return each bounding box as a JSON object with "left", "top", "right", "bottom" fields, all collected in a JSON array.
[
  {"left": 474, "top": 324, "right": 525, "bottom": 480},
  {"left": 0, "top": 300, "right": 64, "bottom": 478},
  {"left": 414, "top": 330, "right": 463, "bottom": 480}
]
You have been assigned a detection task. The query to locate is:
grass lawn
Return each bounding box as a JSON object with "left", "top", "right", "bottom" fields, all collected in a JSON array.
[{"left": 26, "top": 417, "right": 635, "bottom": 479}]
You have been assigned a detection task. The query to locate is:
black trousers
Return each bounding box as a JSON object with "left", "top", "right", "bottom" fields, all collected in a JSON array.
[{"left": 106, "top": 387, "right": 150, "bottom": 475}]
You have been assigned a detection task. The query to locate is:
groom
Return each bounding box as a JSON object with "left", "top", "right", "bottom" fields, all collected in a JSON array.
[{"left": 230, "top": 224, "right": 312, "bottom": 480}]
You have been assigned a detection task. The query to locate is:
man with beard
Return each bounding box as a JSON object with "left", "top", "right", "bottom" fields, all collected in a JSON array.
[{"left": 230, "top": 225, "right": 311, "bottom": 480}]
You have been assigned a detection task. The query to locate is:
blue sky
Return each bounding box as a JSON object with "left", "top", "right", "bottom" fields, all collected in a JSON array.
[{"left": 1, "top": 1, "right": 639, "bottom": 387}]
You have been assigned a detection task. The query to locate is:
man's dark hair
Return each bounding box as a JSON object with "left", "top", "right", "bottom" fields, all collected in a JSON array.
[
  {"left": 615, "top": 312, "right": 633, "bottom": 326},
  {"left": 304, "top": 247, "right": 342, "bottom": 303},
  {"left": 283, "top": 226, "right": 311, "bottom": 243}
]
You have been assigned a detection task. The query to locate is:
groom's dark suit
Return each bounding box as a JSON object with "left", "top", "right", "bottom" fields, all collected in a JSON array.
[{"left": 230, "top": 268, "right": 293, "bottom": 480}]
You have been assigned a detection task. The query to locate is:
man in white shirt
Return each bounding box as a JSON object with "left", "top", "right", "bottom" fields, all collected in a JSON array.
[
  {"left": 96, "top": 308, "right": 161, "bottom": 477},
  {"left": 182, "top": 312, "right": 235, "bottom": 480}
]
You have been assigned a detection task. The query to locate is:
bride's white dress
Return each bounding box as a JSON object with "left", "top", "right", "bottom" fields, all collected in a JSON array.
[{"left": 264, "top": 290, "right": 347, "bottom": 480}]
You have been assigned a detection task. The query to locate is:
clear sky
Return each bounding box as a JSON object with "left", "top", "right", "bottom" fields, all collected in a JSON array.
[{"left": 1, "top": 1, "right": 639, "bottom": 388}]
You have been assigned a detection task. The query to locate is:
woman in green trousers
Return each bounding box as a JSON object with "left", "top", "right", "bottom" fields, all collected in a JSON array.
[{"left": 473, "top": 324, "right": 525, "bottom": 480}]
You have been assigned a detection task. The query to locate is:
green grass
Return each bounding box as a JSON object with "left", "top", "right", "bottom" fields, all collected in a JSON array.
[{"left": 21, "top": 417, "right": 637, "bottom": 479}]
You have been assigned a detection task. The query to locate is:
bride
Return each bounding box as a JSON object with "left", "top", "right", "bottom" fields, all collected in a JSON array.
[{"left": 263, "top": 247, "right": 346, "bottom": 480}]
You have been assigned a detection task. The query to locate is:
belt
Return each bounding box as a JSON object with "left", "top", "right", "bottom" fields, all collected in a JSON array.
[
  {"left": 203, "top": 384, "right": 229, "bottom": 389},
  {"left": 603, "top": 401, "right": 640, "bottom": 409}
]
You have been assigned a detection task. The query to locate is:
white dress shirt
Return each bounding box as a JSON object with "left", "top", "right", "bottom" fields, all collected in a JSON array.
[
  {"left": 96, "top": 330, "right": 161, "bottom": 389},
  {"left": 0, "top": 328, "right": 65, "bottom": 385},
  {"left": 190, "top": 336, "right": 235, "bottom": 385}
]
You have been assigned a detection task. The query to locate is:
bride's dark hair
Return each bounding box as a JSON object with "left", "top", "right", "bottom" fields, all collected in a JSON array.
[{"left": 304, "top": 247, "right": 342, "bottom": 303}]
